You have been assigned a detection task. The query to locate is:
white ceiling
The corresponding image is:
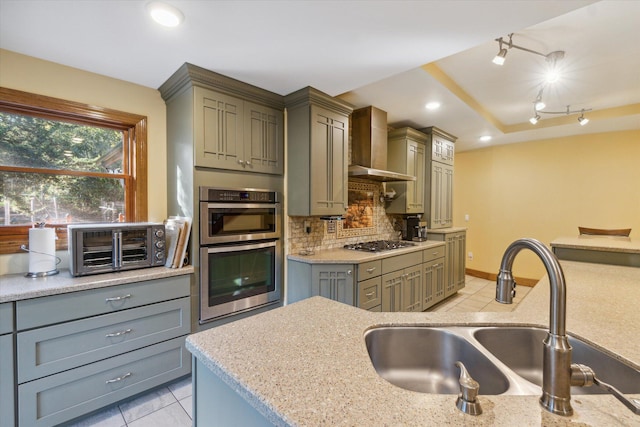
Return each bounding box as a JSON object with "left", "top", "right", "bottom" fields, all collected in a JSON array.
[{"left": 1, "top": 0, "right": 638, "bottom": 152}]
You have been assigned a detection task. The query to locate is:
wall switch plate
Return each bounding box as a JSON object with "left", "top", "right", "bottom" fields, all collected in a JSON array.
[
  {"left": 468, "top": 251, "right": 473, "bottom": 260},
  {"left": 464, "top": 214, "right": 470, "bottom": 221}
]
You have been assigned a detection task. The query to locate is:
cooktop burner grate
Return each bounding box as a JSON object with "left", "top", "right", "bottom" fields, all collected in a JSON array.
[{"left": 343, "top": 240, "right": 415, "bottom": 252}]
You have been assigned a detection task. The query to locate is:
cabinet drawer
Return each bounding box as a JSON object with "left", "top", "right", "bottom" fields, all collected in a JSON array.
[
  {"left": 18, "top": 336, "right": 190, "bottom": 427},
  {"left": 358, "top": 277, "right": 381, "bottom": 311},
  {"left": 357, "top": 260, "right": 381, "bottom": 279},
  {"left": 423, "top": 245, "right": 445, "bottom": 263},
  {"left": 17, "top": 297, "right": 190, "bottom": 383},
  {"left": 0, "top": 334, "right": 15, "bottom": 427},
  {"left": 16, "top": 275, "right": 190, "bottom": 330},
  {"left": 0, "top": 302, "right": 13, "bottom": 334},
  {"left": 381, "top": 251, "right": 422, "bottom": 274}
]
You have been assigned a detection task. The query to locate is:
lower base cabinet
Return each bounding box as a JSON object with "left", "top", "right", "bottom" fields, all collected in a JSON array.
[
  {"left": 0, "top": 333, "right": 15, "bottom": 427},
  {"left": 14, "top": 274, "right": 192, "bottom": 427},
  {"left": 429, "top": 230, "right": 466, "bottom": 297}
]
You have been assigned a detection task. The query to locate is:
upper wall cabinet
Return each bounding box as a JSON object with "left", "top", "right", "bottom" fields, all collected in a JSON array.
[
  {"left": 420, "top": 127, "right": 457, "bottom": 229},
  {"left": 385, "top": 127, "right": 428, "bottom": 214},
  {"left": 160, "top": 63, "right": 285, "bottom": 175},
  {"left": 285, "top": 87, "right": 353, "bottom": 216}
]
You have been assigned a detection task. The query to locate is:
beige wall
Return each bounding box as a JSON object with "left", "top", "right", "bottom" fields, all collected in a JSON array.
[
  {"left": 454, "top": 130, "right": 640, "bottom": 280},
  {"left": 0, "top": 49, "right": 168, "bottom": 274}
]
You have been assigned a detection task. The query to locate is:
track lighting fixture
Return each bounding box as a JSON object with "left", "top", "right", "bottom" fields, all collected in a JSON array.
[
  {"left": 492, "top": 33, "right": 565, "bottom": 67},
  {"left": 530, "top": 105, "right": 591, "bottom": 126}
]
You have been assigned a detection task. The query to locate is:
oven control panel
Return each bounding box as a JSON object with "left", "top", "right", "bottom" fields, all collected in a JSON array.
[{"left": 200, "top": 187, "right": 278, "bottom": 203}]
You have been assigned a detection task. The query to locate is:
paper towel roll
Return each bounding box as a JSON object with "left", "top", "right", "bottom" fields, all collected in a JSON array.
[{"left": 28, "top": 227, "right": 57, "bottom": 274}]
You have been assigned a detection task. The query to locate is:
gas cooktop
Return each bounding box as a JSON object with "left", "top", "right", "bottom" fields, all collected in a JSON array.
[{"left": 343, "top": 240, "right": 415, "bottom": 252}]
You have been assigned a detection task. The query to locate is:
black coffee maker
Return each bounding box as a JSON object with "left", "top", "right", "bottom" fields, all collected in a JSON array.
[{"left": 403, "top": 216, "right": 421, "bottom": 241}]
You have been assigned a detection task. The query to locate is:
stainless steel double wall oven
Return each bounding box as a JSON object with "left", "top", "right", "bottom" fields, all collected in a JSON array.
[{"left": 199, "top": 187, "right": 282, "bottom": 323}]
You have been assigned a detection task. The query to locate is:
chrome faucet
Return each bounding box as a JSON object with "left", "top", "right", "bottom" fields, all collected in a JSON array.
[{"left": 496, "top": 238, "right": 574, "bottom": 416}]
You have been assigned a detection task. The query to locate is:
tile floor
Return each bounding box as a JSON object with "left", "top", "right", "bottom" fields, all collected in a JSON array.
[{"left": 66, "top": 275, "right": 530, "bottom": 427}]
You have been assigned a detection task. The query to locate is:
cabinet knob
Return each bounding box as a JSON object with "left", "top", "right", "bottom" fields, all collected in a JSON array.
[
  {"left": 237, "top": 159, "right": 245, "bottom": 165},
  {"left": 245, "top": 160, "right": 251, "bottom": 166},
  {"left": 347, "top": 270, "right": 352, "bottom": 275}
]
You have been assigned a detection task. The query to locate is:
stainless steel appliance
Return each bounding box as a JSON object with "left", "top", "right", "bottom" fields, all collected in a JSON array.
[
  {"left": 68, "top": 223, "right": 166, "bottom": 276},
  {"left": 199, "top": 187, "right": 281, "bottom": 322},
  {"left": 343, "top": 240, "right": 414, "bottom": 252}
]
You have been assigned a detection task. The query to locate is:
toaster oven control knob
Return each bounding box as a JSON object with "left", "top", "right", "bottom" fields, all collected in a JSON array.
[
  {"left": 155, "top": 251, "right": 164, "bottom": 260},
  {"left": 155, "top": 229, "right": 164, "bottom": 238},
  {"left": 155, "top": 240, "right": 165, "bottom": 249}
]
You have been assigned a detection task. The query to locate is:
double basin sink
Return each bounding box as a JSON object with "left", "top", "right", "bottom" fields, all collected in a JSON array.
[{"left": 364, "top": 325, "right": 640, "bottom": 396}]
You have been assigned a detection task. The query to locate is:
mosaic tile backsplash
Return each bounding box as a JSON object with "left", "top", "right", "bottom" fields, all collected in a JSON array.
[{"left": 287, "top": 179, "right": 403, "bottom": 255}]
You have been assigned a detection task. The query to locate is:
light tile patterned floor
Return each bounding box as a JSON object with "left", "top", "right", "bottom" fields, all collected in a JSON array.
[{"left": 67, "top": 275, "right": 529, "bottom": 426}]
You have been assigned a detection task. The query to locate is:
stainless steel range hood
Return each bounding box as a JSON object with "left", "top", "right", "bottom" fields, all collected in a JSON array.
[
  {"left": 348, "top": 106, "right": 416, "bottom": 182},
  {"left": 347, "top": 165, "right": 416, "bottom": 182}
]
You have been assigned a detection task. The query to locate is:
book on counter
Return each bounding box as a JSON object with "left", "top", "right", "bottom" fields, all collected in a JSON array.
[{"left": 163, "top": 216, "right": 192, "bottom": 268}]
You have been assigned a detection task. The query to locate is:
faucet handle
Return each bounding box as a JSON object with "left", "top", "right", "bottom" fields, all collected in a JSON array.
[{"left": 454, "top": 361, "right": 482, "bottom": 415}]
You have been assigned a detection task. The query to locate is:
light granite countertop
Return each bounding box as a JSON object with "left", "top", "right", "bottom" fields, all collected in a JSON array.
[
  {"left": 287, "top": 239, "right": 445, "bottom": 264},
  {"left": 0, "top": 266, "right": 194, "bottom": 303},
  {"left": 550, "top": 236, "right": 640, "bottom": 254},
  {"left": 186, "top": 260, "right": 640, "bottom": 426}
]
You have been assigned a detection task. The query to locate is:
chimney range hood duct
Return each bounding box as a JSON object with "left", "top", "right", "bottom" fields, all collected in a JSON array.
[{"left": 349, "top": 106, "right": 416, "bottom": 182}]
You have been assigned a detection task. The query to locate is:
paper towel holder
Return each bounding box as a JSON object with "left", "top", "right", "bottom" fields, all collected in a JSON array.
[{"left": 21, "top": 223, "right": 61, "bottom": 278}]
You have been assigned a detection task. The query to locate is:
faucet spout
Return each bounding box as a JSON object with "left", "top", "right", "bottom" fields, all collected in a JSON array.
[{"left": 496, "top": 238, "right": 573, "bottom": 416}]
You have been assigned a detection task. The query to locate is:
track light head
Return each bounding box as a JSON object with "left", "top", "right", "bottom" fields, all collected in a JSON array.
[
  {"left": 578, "top": 113, "right": 589, "bottom": 126},
  {"left": 493, "top": 48, "right": 508, "bottom": 65},
  {"left": 529, "top": 114, "right": 540, "bottom": 125}
]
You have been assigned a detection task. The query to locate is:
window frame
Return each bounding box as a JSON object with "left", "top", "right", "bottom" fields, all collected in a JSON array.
[{"left": 0, "top": 87, "right": 148, "bottom": 255}]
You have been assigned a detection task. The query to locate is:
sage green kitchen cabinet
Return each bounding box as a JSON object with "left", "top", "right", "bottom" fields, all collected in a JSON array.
[
  {"left": 422, "top": 246, "right": 446, "bottom": 309},
  {"left": 195, "top": 87, "right": 283, "bottom": 174},
  {"left": 385, "top": 127, "right": 427, "bottom": 214},
  {"left": 15, "top": 275, "right": 191, "bottom": 427},
  {"left": 429, "top": 230, "right": 466, "bottom": 297},
  {"left": 430, "top": 161, "right": 454, "bottom": 229},
  {"left": 381, "top": 251, "right": 423, "bottom": 312},
  {"left": 0, "top": 302, "right": 15, "bottom": 427},
  {"left": 311, "top": 264, "right": 354, "bottom": 306},
  {"left": 160, "top": 63, "right": 285, "bottom": 176},
  {"left": 287, "top": 260, "right": 382, "bottom": 311},
  {"left": 420, "top": 127, "right": 457, "bottom": 229},
  {"left": 285, "top": 87, "right": 353, "bottom": 216}
]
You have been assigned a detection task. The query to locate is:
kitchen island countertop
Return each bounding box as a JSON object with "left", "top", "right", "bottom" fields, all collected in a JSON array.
[
  {"left": 550, "top": 236, "right": 640, "bottom": 253},
  {"left": 186, "top": 260, "right": 640, "bottom": 426}
]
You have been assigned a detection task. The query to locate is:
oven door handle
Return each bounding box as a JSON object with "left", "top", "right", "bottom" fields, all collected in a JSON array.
[
  {"left": 205, "top": 203, "right": 279, "bottom": 210},
  {"left": 203, "top": 240, "right": 278, "bottom": 254}
]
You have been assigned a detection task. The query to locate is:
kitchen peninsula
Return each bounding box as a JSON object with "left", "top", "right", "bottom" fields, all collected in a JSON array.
[
  {"left": 551, "top": 236, "right": 640, "bottom": 268},
  {"left": 186, "top": 260, "right": 640, "bottom": 426}
]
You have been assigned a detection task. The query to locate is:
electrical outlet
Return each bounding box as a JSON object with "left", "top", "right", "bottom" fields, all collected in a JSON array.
[
  {"left": 464, "top": 214, "right": 470, "bottom": 222},
  {"left": 303, "top": 220, "right": 311, "bottom": 234},
  {"left": 468, "top": 251, "right": 473, "bottom": 260}
]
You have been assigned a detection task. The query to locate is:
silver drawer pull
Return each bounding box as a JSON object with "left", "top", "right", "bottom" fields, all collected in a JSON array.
[
  {"left": 105, "top": 294, "right": 131, "bottom": 302},
  {"left": 366, "top": 267, "right": 376, "bottom": 273},
  {"left": 105, "top": 328, "right": 132, "bottom": 338},
  {"left": 105, "top": 372, "right": 131, "bottom": 384},
  {"left": 365, "top": 291, "right": 375, "bottom": 298},
  {"left": 433, "top": 252, "right": 439, "bottom": 255}
]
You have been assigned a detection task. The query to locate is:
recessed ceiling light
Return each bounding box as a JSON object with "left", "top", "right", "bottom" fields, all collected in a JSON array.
[
  {"left": 425, "top": 102, "right": 441, "bottom": 111},
  {"left": 479, "top": 135, "right": 492, "bottom": 142},
  {"left": 147, "top": 1, "right": 184, "bottom": 27}
]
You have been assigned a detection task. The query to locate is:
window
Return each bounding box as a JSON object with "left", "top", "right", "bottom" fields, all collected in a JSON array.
[{"left": 0, "top": 87, "right": 148, "bottom": 254}]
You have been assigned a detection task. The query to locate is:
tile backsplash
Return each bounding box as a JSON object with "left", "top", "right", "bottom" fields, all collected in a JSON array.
[{"left": 287, "top": 179, "right": 402, "bottom": 255}]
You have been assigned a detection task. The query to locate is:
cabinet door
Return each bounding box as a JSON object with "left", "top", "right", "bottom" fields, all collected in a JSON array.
[
  {"left": 244, "top": 102, "right": 283, "bottom": 174},
  {"left": 453, "top": 232, "right": 466, "bottom": 291},
  {"left": 401, "top": 265, "right": 423, "bottom": 312},
  {"left": 381, "top": 271, "right": 403, "bottom": 312},
  {"left": 406, "top": 140, "right": 426, "bottom": 213},
  {"left": 0, "top": 333, "right": 14, "bottom": 427},
  {"left": 444, "top": 233, "right": 458, "bottom": 297},
  {"left": 423, "top": 257, "right": 445, "bottom": 310},
  {"left": 310, "top": 105, "right": 348, "bottom": 215},
  {"left": 311, "top": 265, "right": 354, "bottom": 305},
  {"left": 195, "top": 87, "right": 244, "bottom": 170},
  {"left": 430, "top": 162, "right": 453, "bottom": 229}
]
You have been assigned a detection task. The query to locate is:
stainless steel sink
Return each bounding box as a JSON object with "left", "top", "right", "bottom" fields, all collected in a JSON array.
[
  {"left": 473, "top": 326, "right": 640, "bottom": 395},
  {"left": 364, "top": 325, "right": 640, "bottom": 396},
  {"left": 364, "top": 327, "right": 510, "bottom": 394}
]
